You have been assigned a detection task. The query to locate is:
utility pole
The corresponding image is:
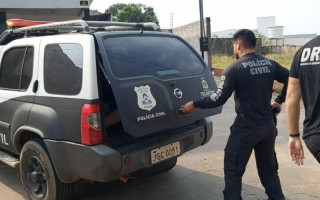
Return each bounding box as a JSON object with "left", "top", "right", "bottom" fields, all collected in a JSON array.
[
  {"left": 170, "top": 13, "right": 173, "bottom": 30},
  {"left": 199, "top": 0, "right": 206, "bottom": 59},
  {"left": 199, "top": 0, "right": 211, "bottom": 70},
  {"left": 206, "top": 17, "right": 212, "bottom": 71}
]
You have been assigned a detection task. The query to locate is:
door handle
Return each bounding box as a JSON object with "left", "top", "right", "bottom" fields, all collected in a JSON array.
[
  {"left": 176, "top": 107, "right": 191, "bottom": 118},
  {"left": 32, "top": 80, "right": 38, "bottom": 93}
]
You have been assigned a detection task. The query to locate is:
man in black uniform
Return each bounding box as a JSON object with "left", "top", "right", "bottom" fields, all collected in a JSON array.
[
  {"left": 182, "top": 29, "right": 288, "bottom": 200},
  {"left": 286, "top": 35, "right": 320, "bottom": 165}
]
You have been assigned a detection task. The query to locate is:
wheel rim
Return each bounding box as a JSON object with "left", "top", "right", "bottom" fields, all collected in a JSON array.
[{"left": 25, "top": 156, "right": 47, "bottom": 199}]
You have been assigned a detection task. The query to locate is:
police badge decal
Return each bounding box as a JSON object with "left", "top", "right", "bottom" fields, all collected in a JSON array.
[{"left": 134, "top": 85, "right": 157, "bottom": 111}]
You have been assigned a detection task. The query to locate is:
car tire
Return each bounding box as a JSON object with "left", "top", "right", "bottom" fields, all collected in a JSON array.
[
  {"left": 20, "top": 139, "right": 73, "bottom": 200},
  {"left": 131, "top": 157, "right": 177, "bottom": 177}
]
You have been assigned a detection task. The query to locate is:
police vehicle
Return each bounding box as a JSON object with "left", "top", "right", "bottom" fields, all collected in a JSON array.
[{"left": 0, "top": 19, "right": 222, "bottom": 199}]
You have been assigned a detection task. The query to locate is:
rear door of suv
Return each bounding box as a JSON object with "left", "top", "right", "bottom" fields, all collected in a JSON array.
[
  {"left": 95, "top": 32, "right": 222, "bottom": 137},
  {"left": 0, "top": 38, "right": 38, "bottom": 152}
]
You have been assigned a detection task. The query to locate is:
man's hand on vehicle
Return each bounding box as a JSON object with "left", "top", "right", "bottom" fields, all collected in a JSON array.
[{"left": 182, "top": 101, "right": 195, "bottom": 113}]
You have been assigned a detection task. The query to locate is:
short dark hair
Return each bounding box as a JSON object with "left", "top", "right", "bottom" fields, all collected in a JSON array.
[{"left": 233, "top": 29, "right": 256, "bottom": 49}]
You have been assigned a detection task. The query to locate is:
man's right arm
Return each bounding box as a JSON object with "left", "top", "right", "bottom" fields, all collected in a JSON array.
[
  {"left": 286, "top": 77, "right": 304, "bottom": 165},
  {"left": 286, "top": 77, "right": 301, "bottom": 134},
  {"left": 182, "top": 66, "right": 235, "bottom": 113}
]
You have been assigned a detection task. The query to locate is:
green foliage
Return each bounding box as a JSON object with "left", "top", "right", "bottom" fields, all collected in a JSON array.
[
  {"left": 105, "top": 3, "right": 127, "bottom": 21},
  {"left": 105, "top": 3, "right": 159, "bottom": 25},
  {"left": 117, "top": 4, "right": 143, "bottom": 22},
  {"left": 212, "top": 55, "right": 235, "bottom": 69},
  {"left": 143, "top": 5, "right": 159, "bottom": 24},
  {"left": 253, "top": 30, "right": 266, "bottom": 39},
  {"left": 265, "top": 54, "right": 293, "bottom": 69}
]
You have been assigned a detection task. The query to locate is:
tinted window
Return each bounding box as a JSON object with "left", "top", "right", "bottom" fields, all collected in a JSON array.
[
  {"left": 104, "top": 36, "right": 205, "bottom": 79},
  {"left": 44, "top": 43, "right": 83, "bottom": 95},
  {"left": 0, "top": 47, "right": 33, "bottom": 90}
]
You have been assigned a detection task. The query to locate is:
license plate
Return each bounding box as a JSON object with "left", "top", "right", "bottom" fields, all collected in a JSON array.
[{"left": 151, "top": 141, "right": 180, "bottom": 164}]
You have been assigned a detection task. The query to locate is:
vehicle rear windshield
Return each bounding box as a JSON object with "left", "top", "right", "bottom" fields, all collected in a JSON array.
[{"left": 103, "top": 36, "right": 205, "bottom": 79}]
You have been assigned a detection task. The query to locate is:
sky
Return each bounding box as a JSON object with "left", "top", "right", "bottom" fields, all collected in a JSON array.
[{"left": 90, "top": 0, "right": 320, "bottom": 35}]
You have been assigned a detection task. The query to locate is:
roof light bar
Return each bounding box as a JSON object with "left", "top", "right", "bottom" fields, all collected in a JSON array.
[{"left": 6, "top": 19, "right": 53, "bottom": 28}]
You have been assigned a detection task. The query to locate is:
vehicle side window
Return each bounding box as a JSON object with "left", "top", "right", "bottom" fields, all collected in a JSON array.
[
  {"left": 44, "top": 43, "right": 83, "bottom": 95},
  {"left": 0, "top": 47, "right": 33, "bottom": 90}
]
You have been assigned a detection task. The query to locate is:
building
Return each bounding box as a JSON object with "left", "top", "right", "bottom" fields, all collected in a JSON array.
[
  {"left": 213, "top": 16, "right": 317, "bottom": 47},
  {"left": 257, "top": 16, "right": 276, "bottom": 37},
  {"left": 212, "top": 29, "right": 239, "bottom": 38},
  {"left": 0, "top": 0, "right": 93, "bottom": 32}
]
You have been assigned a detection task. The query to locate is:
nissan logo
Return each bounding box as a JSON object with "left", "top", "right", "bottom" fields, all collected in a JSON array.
[{"left": 174, "top": 88, "right": 183, "bottom": 99}]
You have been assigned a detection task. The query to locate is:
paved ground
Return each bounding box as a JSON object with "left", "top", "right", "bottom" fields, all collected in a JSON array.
[{"left": 0, "top": 79, "right": 319, "bottom": 200}]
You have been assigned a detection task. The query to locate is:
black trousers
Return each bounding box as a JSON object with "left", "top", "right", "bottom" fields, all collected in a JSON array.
[
  {"left": 223, "top": 124, "right": 285, "bottom": 200},
  {"left": 304, "top": 133, "right": 320, "bottom": 164}
]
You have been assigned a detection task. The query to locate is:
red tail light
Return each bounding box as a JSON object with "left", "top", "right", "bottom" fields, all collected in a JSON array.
[{"left": 81, "top": 104, "right": 102, "bottom": 145}]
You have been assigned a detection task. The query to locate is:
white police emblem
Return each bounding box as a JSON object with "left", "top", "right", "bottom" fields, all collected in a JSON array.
[
  {"left": 201, "top": 77, "right": 209, "bottom": 89},
  {"left": 134, "top": 85, "right": 157, "bottom": 111}
]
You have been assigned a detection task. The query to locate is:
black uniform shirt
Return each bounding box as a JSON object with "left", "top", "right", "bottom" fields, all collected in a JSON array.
[
  {"left": 194, "top": 52, "right": 289, "bottom": 128},
  {"left": 290, "top": 36, "right": 320, "bottom": 139}
]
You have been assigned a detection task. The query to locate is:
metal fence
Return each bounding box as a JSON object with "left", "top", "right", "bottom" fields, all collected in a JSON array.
[{"left": 211, "top": 38, "right": 301, "bottom": 56}]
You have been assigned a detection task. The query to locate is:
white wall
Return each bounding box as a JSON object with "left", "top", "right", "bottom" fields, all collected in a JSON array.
[
  {"left": 0, "top": 0, "right": 93, "bottom": 21},
  {"left": 172, "top": 20, "right": 209, "bottom": 64},
  {"left": 263, "top": 37, "right": 315, "bottom": 46},
  {"left": 284, "top": 38, "right": 314, "bottom": 46}
]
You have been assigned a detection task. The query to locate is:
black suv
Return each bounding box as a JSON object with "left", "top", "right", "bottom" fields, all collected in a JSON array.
[{"left": 0, "top": 20, "right": 222, "bottom": 199}]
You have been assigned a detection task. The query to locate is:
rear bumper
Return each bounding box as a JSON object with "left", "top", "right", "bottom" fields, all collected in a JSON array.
[{"left": 44, "top": 117, "right": 213, "bottom": 183}]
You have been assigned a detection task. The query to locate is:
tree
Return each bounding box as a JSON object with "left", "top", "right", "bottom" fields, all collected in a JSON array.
[
  {"left": 141, "top": 5, "right": 159, "bottom": 24},
  {"left": 105, "top": 3, "right": 127, "bottom": 21},
  {"left": 253, "top": 30, "right": 266, "bottom": 39},
  {"left": 105, "top": 3, "right": 159, "bottom": 25}
]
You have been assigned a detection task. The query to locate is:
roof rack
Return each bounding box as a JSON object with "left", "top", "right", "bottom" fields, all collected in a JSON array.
[
  {"left": 0, "top": 20, "right": 161, "bottom": 45},
  {"left": 86, "top": 21, "right": 160, "bottom": 32}
]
